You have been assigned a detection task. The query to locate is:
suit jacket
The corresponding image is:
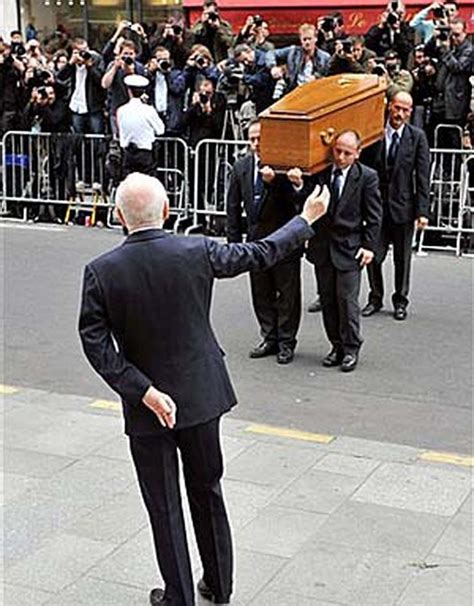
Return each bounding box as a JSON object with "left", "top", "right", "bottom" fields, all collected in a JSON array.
[
  {"left": 361, "top": 123, "right": 430, "bottom": 225},
  {"left": 78, "top": 217, "right": 314, "bottom": 436},
  {"left": 299, "top": 162, "right": 382, "bottom": 271},
  {"left": 56, "top": 61, "right": 106, "bottom": 115},
  {"left": 226, "top": 153, "right": 301, "bottom": 247}
]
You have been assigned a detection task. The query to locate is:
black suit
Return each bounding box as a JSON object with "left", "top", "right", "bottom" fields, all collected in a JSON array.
[
  {"left": 299, "top": 162, "right": 382, "bottom": 355},
  {"left": 361, "top": 123, "right": 430, "bottom": 309},
  {"left": 226, "top": 152, "right": 302, "bottom": 350},
  {"left": 78, "top": 217, "right": 314, "bottom": 605}
]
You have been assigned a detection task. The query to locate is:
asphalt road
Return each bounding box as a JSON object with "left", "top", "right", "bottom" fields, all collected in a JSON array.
[{"left": 1, "top": 222, "right": 472, "bottom": 454}]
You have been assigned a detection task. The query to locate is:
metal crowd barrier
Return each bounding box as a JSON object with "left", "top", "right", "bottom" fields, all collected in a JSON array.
[{"left": 0, "top": 131, "right": 190, "bottom": 230}]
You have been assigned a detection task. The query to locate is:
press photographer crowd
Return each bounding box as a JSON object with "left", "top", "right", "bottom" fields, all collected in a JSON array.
[{"left": 0, "top": 0, "right": 472, "bottom": 223}]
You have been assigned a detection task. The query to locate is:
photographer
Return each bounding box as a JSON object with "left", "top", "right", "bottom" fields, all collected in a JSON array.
[
  {"left": 365, "top": 3, "right": 413, "bottom": 67},
  {"left": 56, "top": 38, "right": 105, "bottom": 135},
  {"left": 431, "top": 19, "right": 473, "bottom": 145},
  {"left": 352, "top": 36, "right": 377, "bottom": 72},
  {"left": 191, "top": 1, "right": 233, "bottom": 63},
  {"left": 410, "top": 46, "right": 438, "bottom": 131},
  {"left": 150, "top": 11, "right": 195, "bottom": 69},
  {"left": 317, "top": 12, "right": 349, "bottom": 56},
  {"left": 327, "top": 39, "right": 366, "bottom": 76},
  {"left": 410, "top": 1, "right": 459, "bottom": 43},
  {"left": 0, "top": 41, "right": 26, "bottom": 135},
  {"left": 383, "top": 50, "right": 414, "bottom": 98},
  {"left": 183, "top": 44, "right": 219, "bottom": 99},
  {"left": 236, "top": 15, "right": 274, "bottom": 53},
  {"left": 25, "top": 39, "right": 47, "bottom": 67},
  {"left": 146, "top": 46, "right": 186, "bottom": 136},
  {"left": 266, "top": 23, "right": 330, "bottom": 94},
  {"left": 219, "top": 44, "right": 275, "bottom": 113},
  {"left": 24, "top": 84, "right": 70, "bottom": 133},
  {"left": 182, "top": 78, "right": 226, "bottom": 148},
  {"left": 102, "top": 40, "right": 146, "bottom": 135}
]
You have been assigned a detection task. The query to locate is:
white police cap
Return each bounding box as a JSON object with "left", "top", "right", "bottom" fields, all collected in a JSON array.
[{"left": 124, "top": 74, "right": 149, "bottom": 88}]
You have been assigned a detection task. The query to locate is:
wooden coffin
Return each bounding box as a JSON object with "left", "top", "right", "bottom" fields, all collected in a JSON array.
[{"left": 259, "top": 74, "right": 387, "bottom": 174}]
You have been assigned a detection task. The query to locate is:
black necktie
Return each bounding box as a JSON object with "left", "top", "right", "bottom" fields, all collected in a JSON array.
[
  {"left": 331, "top": 168, "right": 343, "bottom": 203},
  {"left": 387, "top": 131, "right": 400, "bottom": 169},
  {"left": 254, "top": 162, "right": 264, "bottom": 211}
]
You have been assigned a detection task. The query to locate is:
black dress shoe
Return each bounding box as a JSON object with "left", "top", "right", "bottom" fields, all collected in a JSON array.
[
  {"left": 150, "top": 588, "right": 169, "bottom": 604},
  {"left": 249, "top": 341, "right": 278, "bottom": 359},
  {"left": 341, "top": 353, "right": 358, "bottom": 372},
  {"left": 361, "top": 302, "right": 382, "bottom": 317},
  {"left": 322, "top": 348, "right": 343, "bottom": 367},
  {"left": 277, "top": 346, "right": 294, "bottom": 364},
  {"left": 197, "top": 578, "right": 230, "bottom": 604},
  {"left": 394, "top": 306, "right": 407, "bottom": 321}
]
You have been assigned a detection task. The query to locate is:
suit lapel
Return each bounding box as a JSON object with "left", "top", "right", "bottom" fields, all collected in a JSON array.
[
  {"left": 337, "top": 164, "right": 360, "bottom": 212},
  {"left": 392, "top": 125, "right": 411, "bottom": 177}
]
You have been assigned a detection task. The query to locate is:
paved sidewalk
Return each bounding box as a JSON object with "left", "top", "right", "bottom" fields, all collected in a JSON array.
[{"left": 2, "top": 385, "right": 472, "bottom": 606}]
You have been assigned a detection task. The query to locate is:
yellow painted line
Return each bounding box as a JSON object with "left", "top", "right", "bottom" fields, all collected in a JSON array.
[
  {"left": 90, "top": 399, "right": 121, "bottom": 411},
  {"left": 0, "top": 384, "right": 20, "bottom": 394},
  {"left": 419, "top": 451, "right": 473, "bottom": 468},
  {"left": 245, "top": 423, "right": 334, "bottom": 444}
]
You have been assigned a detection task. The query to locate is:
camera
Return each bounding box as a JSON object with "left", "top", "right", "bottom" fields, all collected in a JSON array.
[
  {"left": 207, "top": 11, "right": 219, "bottom": 22},
  {"left": 227, "top": 63, "right": 245, "bottom": 82},
  {"left": 37, "top": 86, "right": 49, "bottom": 100},
  {"left": 172, "top": 24, "right": 183, "bottom": 35},
  {"left": 386, "top": 11, "right": 399, "bottom": 26},
  {"left": 390, "top": 1, "right": 399, "bottom": 11},
  {"left": 432, "top": 6, "right": 446, "bottom": 19},
  {"left": 79, "top": 50, "right": 91, "bottom": 61},
  {"left": 158, "top": 59, "right": 172, "bottom": 73},
  {"left": 31, "top": 68, "right": 51, "bottom": 87},
  {"left": 11, "top": 42, "right": 26, "bottom": 57},
  {"left": 253, "top": 14, "right": 264, "bottom": 26},
  {"left": 320, "top": 17, "right": 336, "bottom": 33},
  {"left": 436, "top": 26, "right": 450, "bottom": 42},
  {"left": 341, "top": 40, "right": 353, "bottom": 54},
  {"left": 194, "top": 54, "right": 206, "bottom": 68},
  {"left": 123, "top": 56, "right": 134, "bottom": 66},
  {"left": 199, "top": 91, "right": 210, "bottom": 104}
]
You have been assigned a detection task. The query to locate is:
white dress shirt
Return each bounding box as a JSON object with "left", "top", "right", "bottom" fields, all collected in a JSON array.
[
  {"left": 154, "top": 73, "right": 168, "bottom": 114},
  {"left": 385, "top": 123, "right": 405, "bottom": 160},
  {"left": 69, "top": 64, "right": 88, "bottom": 114},
  {"left": 117, "top": 97, "right": 165, "bottom": 150},
  {"left": 331, "top": 164, "right": 351, "bottom": 199}
]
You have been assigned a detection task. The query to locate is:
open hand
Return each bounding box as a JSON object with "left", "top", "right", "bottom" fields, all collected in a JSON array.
[{"left": 301, "top": 184, "right": 330, "bottom": 224}]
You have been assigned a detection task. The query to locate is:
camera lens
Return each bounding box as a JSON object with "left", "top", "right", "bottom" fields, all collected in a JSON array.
[
  {"left": 195, "top": 55, "right": 206, "bottom": 67},
  {"left": 254, "top": 15, "right": 263, "bottom": 26},
  {"left": 172, "top": 25, "right": 183, "bottom": 35},
  {"left": 159, "top": 59, "right": 171, "bottom": 72},
  {"left": 79, "top": 50, "right": 91, "bottom": 60},
  {"left": 321, "top": 18, "right": 335, "bottom": 33},
  {"left": 207, "top": 12, "right": 218, "bottom": 22},
  {"left": 199, "top": 92, "right": 209, "bottom": 103},
  {"left": 123, "top": 56, "right": 134, "bottom": 65}
]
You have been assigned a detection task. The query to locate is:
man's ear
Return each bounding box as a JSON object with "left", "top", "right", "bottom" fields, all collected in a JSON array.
[
  {"left": 116, "top": 206, "right": 127, "bottom": 229},
  {"left": 163, "top": 199, "right": 170, "bottom": 222}
]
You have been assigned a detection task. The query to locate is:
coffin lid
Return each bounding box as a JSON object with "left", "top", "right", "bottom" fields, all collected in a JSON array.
[{"left": 261, "top": 75, "right": 385, "bottom": 121}]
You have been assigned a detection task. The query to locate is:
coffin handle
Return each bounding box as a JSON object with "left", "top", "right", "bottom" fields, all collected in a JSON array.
[{"left": 320, "top": 127, "right": 337, "bottom": 146}]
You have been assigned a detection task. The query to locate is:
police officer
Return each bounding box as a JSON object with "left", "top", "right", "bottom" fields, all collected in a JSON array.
[{"left": 117, "top": 74, "right": 165, "bottom": 177}]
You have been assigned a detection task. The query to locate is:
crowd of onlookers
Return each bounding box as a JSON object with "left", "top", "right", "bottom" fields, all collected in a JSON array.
[{"left": 1, "top": 0, "right": 472, "bottom": 146}]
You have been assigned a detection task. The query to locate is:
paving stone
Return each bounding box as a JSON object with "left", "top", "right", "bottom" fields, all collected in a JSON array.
[
  {"left": 223, "top": 479, "right": 276, "bottom": 531},
  {"left": 459, "top": 490, "right": 472, "bottom": 514},
  {"left": 222, "top": 434, "right": 256, "bottom": 463},
  {"left": 90, "top": 527, "right": 164, "bottom": 588},
  {"left": 276, "top": 468, "right": 364, "bottom": 514},
  {"left": 396, "top": 556, "right": 473, "bottom": 606},
  {"left": 236, "top": 505, "right": 327, "bottom": 558},
  {"left": 6, "top": 533, "right": 116, "bottom": 592},
  {"left": 328, "top": 437, "right": 421, "bottom": 463},
  {"left": 45, "top": 576, "right": 148, "bottom": 605},
  {"left": 225, "top": 441, "right": 320, "bottom": 488},
  {"left": 313, "top": 501, "right": 448, "bottom": 558},
  {"left": 431, "top": 512, "right": 472, "bottom": 562},
  {"left": 351, "top": 462, "right": 471, "bottom": 516},
  {"left": 2, "top": 473, "right": 41, "bottom": 503},
  {"left": 312, "top": 453, "right": 381, "bottom": 478},
  {"left": 3, "top": 583, "right": 53, "bottom": 605},
  {"left": 65, "top": 489, "right": 148, "bottom": 544},
  {"left": 269, "top": 541, "right": 416, "bottom": 606},
  {"left": 231, "top": 548, "right": 289, "bottom": 605},
  {"left": 248, "top": 590, "right": 347, "bottom": 606},
  {"left": 4, "top": 446, "right": 77, "bottom": 478}
]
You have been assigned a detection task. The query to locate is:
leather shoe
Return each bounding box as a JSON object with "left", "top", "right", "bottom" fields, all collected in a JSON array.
[
  {"left": 322, "top": 348, "right": 343, "bottom": 367},
  {"left": 307, "top": 296, "right": 322, "bottom": 313},
  {"left": 341, "top": 353, "right": 358, "bottom": 372},
  {"left": 277, "top": 346, "right": 294, "bottom": 364},
  {"left": 149, "top": 588, "right": 170, "bottom": 604},
  {"left": 249, "top": 341, "right": 278, "bottom": 359},
  {"left": 394, "top": 306, "right": 407, "bottom": 321},
  {"left": 361, "top": 302, "right": 382, "bottom": 317},
  {"left": 197, "top": 579, "right": 230, "bottom": 604}
]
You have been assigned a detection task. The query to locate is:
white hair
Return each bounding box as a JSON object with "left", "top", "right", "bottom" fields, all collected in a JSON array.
[{"left": 115, "top": 172, "right": 168, "bottom": 231}]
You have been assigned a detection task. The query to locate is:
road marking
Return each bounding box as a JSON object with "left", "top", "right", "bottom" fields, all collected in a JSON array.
[
  {"left": 419, "top": 451, "right": 473, "bottom": 468},
  {"left": 0, "top": 384, "right": 19, "bottom": 394},
  {"left": 90, "top": 399, "right": 121, "bottom": 411},
  {"left": 245, "top": 423, "right": 334, "bottom": 444}
]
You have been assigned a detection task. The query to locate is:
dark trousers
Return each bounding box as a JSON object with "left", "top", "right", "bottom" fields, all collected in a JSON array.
[
  {"left": 315, "top": 263, "right": 362, "bottom": 355},
  {"left": 249, "top": 258, "right": 301, "bottom": 349},
  {"left": 367, "top": 220, "right": 414, "bottom": 309},
  {"left": 129, "top": 417, "right": 232, "bottom": 606},
  {"left": 122, "top": 147, "right": 154, "bottom": 177}
]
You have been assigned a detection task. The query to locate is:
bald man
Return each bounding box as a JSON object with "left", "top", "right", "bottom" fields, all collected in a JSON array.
[
  {"left": 361, "top": 91, "right": 430, "bottom": 321},
  {"left": 78, "top": 173, "right": 329, "bottom": 606}
]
